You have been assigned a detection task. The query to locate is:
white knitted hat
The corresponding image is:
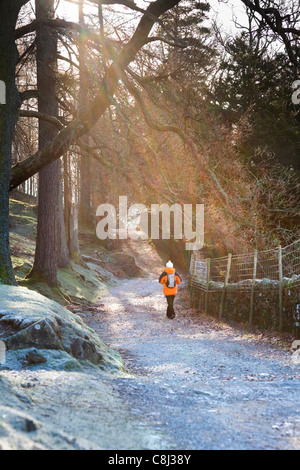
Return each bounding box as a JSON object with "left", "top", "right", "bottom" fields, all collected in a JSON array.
[{"left": 166, "top": 260, "right": 173, "bottom": 268}]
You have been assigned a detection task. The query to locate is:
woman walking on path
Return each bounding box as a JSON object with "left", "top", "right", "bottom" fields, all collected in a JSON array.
[{"left": 159, "top": 261, "right": 182, "bottom": 319}]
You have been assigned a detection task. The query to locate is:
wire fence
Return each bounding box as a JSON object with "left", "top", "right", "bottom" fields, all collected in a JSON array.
[
  {"left": 190, "top": 239, "right": 300, "bottom": 292},
  {"left": 189, "top": 239, "right": 300, "bottom": 334}
]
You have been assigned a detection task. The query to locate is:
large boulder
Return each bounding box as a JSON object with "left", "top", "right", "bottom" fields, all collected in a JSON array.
[
  {"left": 5, "top": 318, "right": 63, "bottom": 351},
  {"left": 0, "top": 286, "right": 124, "bottom": 373}
]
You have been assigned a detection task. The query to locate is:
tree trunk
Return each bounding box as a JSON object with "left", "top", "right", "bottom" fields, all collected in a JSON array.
[
  {"left": 0, "top": 1, "right": 23, "bottom": 285},
  {"left": 57, "top": 160, "right": 71, "bottom": 268},
  {"left": 69, "top": 203, "right": 81, "bottom": 262},
  {"left": 64, "top": 153, "right": 82, "bottom": 262},
  {"left": 78, "top": 0, "right": 93, "bottom": 229},
  {"left": 63, "top": 153, "right": 71, "bottom": 247},
  {"left": 30, "top": 0, "right": 60, "bottom": 286}
]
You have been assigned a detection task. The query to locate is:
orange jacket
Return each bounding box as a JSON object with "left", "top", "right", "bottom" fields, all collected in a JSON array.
[{"left": 159, "top": 267, "right": 182, "bottom": 296}]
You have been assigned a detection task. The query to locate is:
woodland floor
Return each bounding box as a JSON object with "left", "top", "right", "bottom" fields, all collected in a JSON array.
[{"left": 1, "top": 238, "right": 300, "bottom": 450}]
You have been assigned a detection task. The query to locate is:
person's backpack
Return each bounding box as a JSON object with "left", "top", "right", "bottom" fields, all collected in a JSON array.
[{"left": 166, "top": 272, "right": 176, "bottom": 288}]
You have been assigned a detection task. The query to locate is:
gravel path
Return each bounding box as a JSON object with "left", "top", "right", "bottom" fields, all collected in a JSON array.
[{"left": 84, "top": 275, "right": 300, "bottom": 450}]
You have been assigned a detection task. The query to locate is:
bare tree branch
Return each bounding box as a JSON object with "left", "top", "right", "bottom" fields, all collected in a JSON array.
[
  {"left": 19, "top": 89, "right": 39, "bottom": 103},
  {"left": 10, "top": 0, "right": 182, "bottom": 190},
  {"left": 18, "top": 109, "right": 64, "bottom": 129},
  {"left": 121, "top": 72, "right": 233, "bottom": 212},
  {"left": 240, "top": 0, "right": 300, "bottom": 68},
  {"left": 87, "top": 0, "right": 146, "bottom": 15}
]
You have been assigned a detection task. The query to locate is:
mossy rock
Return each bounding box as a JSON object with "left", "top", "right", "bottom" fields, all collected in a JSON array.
[{"left": 0, "top": 286, "right": 125, "bottom": 373}]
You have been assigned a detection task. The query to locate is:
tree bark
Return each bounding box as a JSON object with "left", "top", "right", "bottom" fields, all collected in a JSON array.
[
  {"left": 57, "top": 160, "right": 71, "bottom": 268},
  {"left": 0, "top": 1, "right": 24, "bottom": 285},
  {"left": 69, "top": 203, "right": 81, "bottom": 262},
  {"left": 29, "top": 0, "right": 60, "bottom": 286},
  {"left": 78, "top": 0, "right": 93, "bottom": 229}
]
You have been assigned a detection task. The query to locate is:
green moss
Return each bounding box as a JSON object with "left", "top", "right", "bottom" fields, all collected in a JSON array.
[
  {"left": 16, "top": 262, "right": 108, "bottom": 307},
  {"left": 9, "top": 196, "right": 110, "bottom": 306},
  {"left": 9, "top": 198, "right": 37, "bottom": 218},
  {"left": 9, "top": 199, "right": 37, "bottom": 239},
  {"left": 70, "top": 250, "right": 84, "bottom": 264},
  {"left": 57, "top": 262, "right": 108, "bottom": 305},
  {"left": 9, "top": 199, "right": 37, "bottom": 263}
]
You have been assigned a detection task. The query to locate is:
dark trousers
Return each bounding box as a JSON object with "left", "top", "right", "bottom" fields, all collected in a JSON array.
[{"left": 166, "top": 295, "right": 175, "bottom": 318}]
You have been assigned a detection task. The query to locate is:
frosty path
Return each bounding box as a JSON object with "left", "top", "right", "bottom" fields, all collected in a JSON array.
[{"left": 86, "top": 276, "right": 300, "bottom": 450}]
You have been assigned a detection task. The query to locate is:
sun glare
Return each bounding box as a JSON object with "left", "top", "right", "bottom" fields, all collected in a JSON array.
[{"left": 57, "top": 0, "right": 79, "bottom": 21}]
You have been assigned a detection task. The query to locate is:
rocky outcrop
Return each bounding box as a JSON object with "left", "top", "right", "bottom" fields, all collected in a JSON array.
[
  {"left": 0, "top": 286, "right": 125, "bottom": 373},
  {"left": 82, "top": 251, "right": 144, "bottom": 279}
]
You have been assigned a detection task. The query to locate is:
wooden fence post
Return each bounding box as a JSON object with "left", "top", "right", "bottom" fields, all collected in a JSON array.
[
  {"left": 249, "top": 249, "right": 258, "bottom": 326},
  {"left": 278, "top": 245, "right": 283, "bottom": 331},
  {"left": 219, "top": 253, "right": 232, "bottom": 320},
  {"left": 205, "top": 258, "right": 210, "bottom": 315},
  {"left": 189, "top": 254, "right": 196, "bottom": 307},
  {"left": 189, "top": 254, "right": 193, "bottom": 275}
]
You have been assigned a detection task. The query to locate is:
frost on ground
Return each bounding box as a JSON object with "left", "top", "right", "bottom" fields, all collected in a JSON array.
[
  {"left": 0, "top": 370, "right": 166, "bottom": 450},
  {"left": 0, "top": 285, "right": 168, "bottom": 450},
  {"left": 0, "top": 271, "right": 299, "bottom": 450},
  {"left": 82, "top": 276, "right": 300, "bottom": 450}
]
